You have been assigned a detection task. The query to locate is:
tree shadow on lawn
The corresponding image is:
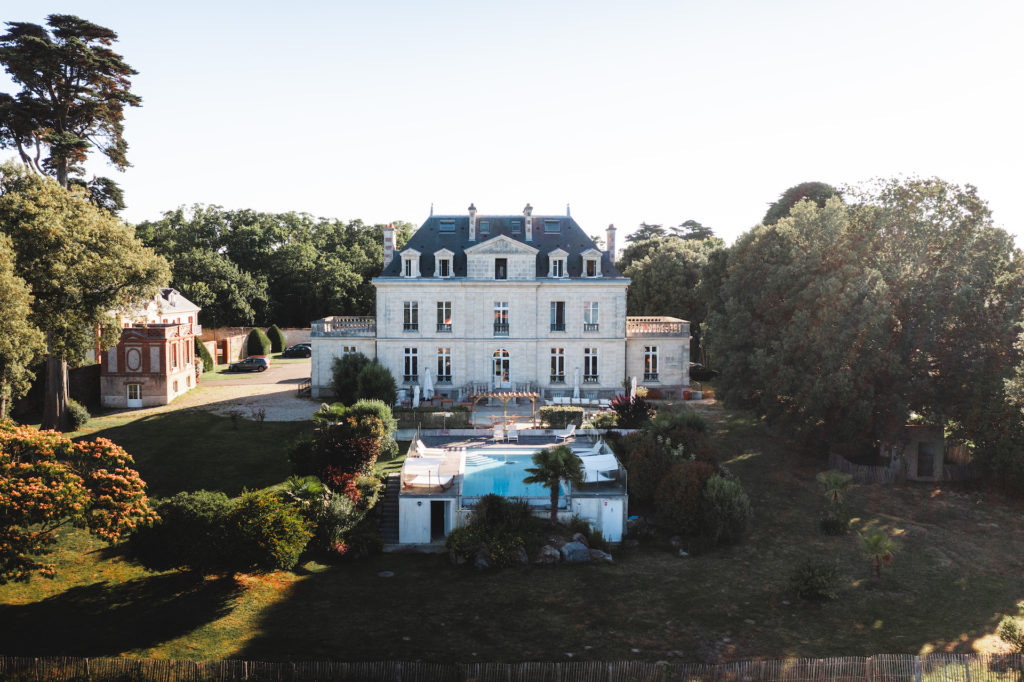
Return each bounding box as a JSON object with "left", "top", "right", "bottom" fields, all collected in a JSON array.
[
  {"left": 76, "top": 410, "right": 310, "bottom": 498},
  {"left": 0, "top": 572, "right": 240, "bottom": 657}
]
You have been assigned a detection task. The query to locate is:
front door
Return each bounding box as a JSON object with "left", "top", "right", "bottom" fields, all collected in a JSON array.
[
  {"left": 493, "top": 349, "right": 511, "bottom": 389},
  {"left": 126, "top": 383, "right": 142, "bottom": 408}
]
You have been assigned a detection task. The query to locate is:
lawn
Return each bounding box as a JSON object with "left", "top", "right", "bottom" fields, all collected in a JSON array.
[{"left": 2, "top": 404, "right": 1023, "bottom": 662}]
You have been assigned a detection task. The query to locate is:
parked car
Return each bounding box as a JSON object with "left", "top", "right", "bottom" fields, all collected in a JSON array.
[
  {"left": 229, "top": 356, "right": 271, "bottom": 372},
  {"left": 689, "top": 362, "right": 719, "bottom": 382},
  {"left": 281, "top": 345, "right": 311, "bottom": 358}
]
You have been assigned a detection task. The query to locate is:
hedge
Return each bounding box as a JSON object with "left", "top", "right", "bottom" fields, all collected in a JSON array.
[
  {"left": 195, "top": 337, "right": 215, "bottom": 372},
  {"left": 539, "top": 406, "right": 584, "bottom": 429},
  {"left": 246, "top": 328, "right": 271, "bottom": 357},
  {"left": 267, "top": 324, "right": 287, "bottom": 353}
]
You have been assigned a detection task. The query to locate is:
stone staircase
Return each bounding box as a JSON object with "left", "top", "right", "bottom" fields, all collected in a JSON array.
[{"left": 379, "top": 473, "right": 400, "bottom": 545}]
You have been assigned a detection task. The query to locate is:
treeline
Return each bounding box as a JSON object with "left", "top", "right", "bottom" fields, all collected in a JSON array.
[
  {"left": 135, "top": 206, "right": 413, "bottom": 328},
  {"left": 623, "top": 179, "right": 1024, "bottom": 489}
]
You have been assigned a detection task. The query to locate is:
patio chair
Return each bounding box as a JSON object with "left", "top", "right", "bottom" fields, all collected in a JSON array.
[
  {"left": 492, "top": 425, "right": 505, "bottom": 442},
  {"left": 507, "top": 426, "right": 519, "bottom": 443},
  {"left": 554, "top": 423, "right": 576, "bottom": 443}
]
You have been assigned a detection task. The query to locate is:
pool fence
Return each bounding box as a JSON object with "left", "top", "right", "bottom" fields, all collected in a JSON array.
[{"left": 1, "top": 653, "right": 1022, "bottom": 682}]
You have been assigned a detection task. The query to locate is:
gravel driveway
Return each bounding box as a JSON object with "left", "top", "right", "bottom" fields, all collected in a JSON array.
[{"left": 109, "top": 359, "right": 320, "bottom": 422}]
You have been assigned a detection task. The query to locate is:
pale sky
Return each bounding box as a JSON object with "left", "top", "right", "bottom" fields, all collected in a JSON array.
[{"left": 2, "top": 0, "right": 1022, "bottom": 247}]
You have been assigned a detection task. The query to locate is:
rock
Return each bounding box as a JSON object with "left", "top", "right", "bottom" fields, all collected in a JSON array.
[
  {"left": 560, "top": 541, "right": 591, "bottom": 563},
  {"left": 516, "top": 545, "right": 530, "bottom": 566},
  {"left": 534, "top": 545, "right": 561, "bottom": 565},
  {"left": 448, "top": 550, "right": 466, "bottom": 566},
  {"left": 572, "top": 532, "right": 589, "bottom": 547},
  {"left": 589, "top": 548, "right": 613, "bottom": 562},
  {"left": 678, "top": 549, "right": 689, "bottom": 557},
  {"left": 473, "top": 553, "right": 491, "bottom": 570}
]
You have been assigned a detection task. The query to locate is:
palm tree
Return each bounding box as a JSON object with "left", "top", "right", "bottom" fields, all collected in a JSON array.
[
  {"left": 523, "top": 445, "right": 584, "bottom": 526},
  {"left": 859, "top": 528, "right": 898, "bottom": 583},
  {"left": 816, "top": 470, "right": 853, "bottom": 520}
]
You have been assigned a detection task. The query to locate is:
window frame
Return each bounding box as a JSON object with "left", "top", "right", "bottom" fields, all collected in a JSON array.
[
  {"left": 403, "top": 347, "right": 419, "bottom": 383},
  {"left": 403, "top": 301, "right": 419, "bottom": 332}
]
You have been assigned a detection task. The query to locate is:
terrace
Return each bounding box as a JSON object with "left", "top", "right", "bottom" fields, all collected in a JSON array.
[
  {"left": 625, "top": 316, "right": 687, "bottom": 337},
  {"left": 310, "top": 316, "right": 377, "bottom": 337}
]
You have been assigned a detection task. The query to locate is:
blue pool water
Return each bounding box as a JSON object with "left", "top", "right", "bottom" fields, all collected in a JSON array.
[{"left": 461, "top": 453, "right": 564, "bottom": 502}]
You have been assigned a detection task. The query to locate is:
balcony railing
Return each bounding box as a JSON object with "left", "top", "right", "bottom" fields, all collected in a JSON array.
[
  {"left": 550, "top": 375, "right": 565, "bottom": 384},
  {"left": 583, "top": 323, "right": 599, "bottom": 332},
  {"left": 436, "top": 323, "right": 452, "bottom": 332},
  {"left": 311, "top": 316, "right": 376, "bottom": 337},
  {"left": 583, "top": 375, "right": 599, "bottom": 384},
  {"left": 436, "top": 374, "right": 452, "bottom": 383},
  {"left": 626, "top": 316, "right": 686, "bottom": 338},
  {"left": 403, "top": 374, "right": 419, "bottom": 384},
  {"left": 550, "top": 323, "right": 565, "bottom": 332},
  {"left": 644, "top": 372, "right": 659, "bottom": 381},
  {"left": 493, "top": 323, "right": 509, "bottom": 336},
  {"left": 403, "top": 323, "right": 419, "bottom": 332}
]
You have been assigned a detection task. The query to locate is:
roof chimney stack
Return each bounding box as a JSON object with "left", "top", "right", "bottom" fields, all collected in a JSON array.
[
  {"left": 524, "top": 203, "right": 534, "bottom": 241},
  {"left": 468, "top": 203, "right": 477, "bottom": 242},
  {"left": 383, "top": 223, "right": 395, "bottom": 268},
  {"left": 606, "top": 224, "right": 617, "bottom": 264}
]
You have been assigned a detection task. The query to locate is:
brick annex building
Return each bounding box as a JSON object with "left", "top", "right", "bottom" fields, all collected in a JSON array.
[
  {"left": 100, "top": 288, "right": 202, "bottom": 408},
  {"left": 310, "top": 204, "right": 690, "bottom": 401}
]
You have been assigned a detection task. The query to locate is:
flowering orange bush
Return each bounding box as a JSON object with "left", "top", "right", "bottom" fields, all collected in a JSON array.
[{"left": 0, "top": 419, "right": 155, "bottom": 583}]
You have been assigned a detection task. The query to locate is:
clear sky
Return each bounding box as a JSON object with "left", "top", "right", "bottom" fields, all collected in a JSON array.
[{"left": 2, "top": 0, "right": 1022, "bottom": 247}]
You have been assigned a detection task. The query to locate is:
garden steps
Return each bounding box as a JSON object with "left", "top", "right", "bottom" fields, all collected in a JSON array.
[{"left": 380, "top": 474, "right": 400, "bottom": 545}]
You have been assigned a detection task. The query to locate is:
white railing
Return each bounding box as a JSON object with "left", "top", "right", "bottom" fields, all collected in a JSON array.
[
  {"left": 626, "top": 316, "right": 686, "bottom": 337},
  {"left": 310, "top": 316, "right": 377, "bottom": 337}
]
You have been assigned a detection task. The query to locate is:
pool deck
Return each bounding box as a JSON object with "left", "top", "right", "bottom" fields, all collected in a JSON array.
[{"left": 400, "top": 434, "right": 625, "bottom": 498}]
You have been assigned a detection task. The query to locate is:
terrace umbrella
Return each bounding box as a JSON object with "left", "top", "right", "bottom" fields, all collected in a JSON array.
[
  {"left": 413, "top": 385, "right": 420, "bottom": 409},
  {"left": 423, "top": 369, "right": 434, "bottom": 400},
  {"left": 573, "top": 367, "right": 581, "bottom": 402},
  {"left": 629, "top": 376, "right": 637, "bottom": 401}
]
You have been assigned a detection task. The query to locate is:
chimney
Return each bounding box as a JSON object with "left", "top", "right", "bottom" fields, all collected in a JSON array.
[
  {"left": 468, "top": 203, "right": 477, "bottom": 241},
  {"left": 524, "top": 203, "right": 534, "bottom": 241},
  {"left": 383, "top": 223, "right": 395, "bottom": 268},
  {"left": 606, "top": 224, "right": 617, "bottom": 264}
]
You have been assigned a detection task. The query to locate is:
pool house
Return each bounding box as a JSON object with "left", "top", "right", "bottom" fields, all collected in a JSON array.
[{"left": 396, "top": 435, "right": 628, "bottom": 546}]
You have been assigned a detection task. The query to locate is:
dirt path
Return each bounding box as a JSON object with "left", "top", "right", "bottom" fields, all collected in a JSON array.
[{"left": 104, "top": 359, "right": 320, "bottom": 422}]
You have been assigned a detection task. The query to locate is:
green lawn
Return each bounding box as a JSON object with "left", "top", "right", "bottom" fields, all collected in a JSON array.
[
  {"left": 71, "top": 411, "right": 312, "bottom": 498},
  {"left": 3, "top": 404, "right": 1023, "bottom": 662}
]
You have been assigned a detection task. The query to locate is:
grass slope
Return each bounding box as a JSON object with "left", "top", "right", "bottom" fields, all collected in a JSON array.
[{"left": 2, "top": 404, "right": 1022, "bottom": 662}]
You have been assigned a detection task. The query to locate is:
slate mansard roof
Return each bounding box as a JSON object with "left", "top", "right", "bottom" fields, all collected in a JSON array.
[{"left": 379, "top": 214, "right": 623, "bottom": 279}]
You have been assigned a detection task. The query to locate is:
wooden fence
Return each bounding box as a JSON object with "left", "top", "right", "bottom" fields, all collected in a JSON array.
[
  {"left": 828, "top": 453, "right": 898, "bottom": 484},
  {"left": 0, "top": 654, "right": 1021, "bottom": 682}
]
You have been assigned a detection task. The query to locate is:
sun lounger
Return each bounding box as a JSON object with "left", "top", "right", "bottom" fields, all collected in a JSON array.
[
  {"left": 507, "top": 427, "right": 519, "bottom": 443},
  {"left": 492, "top": 425, "right": 505, "bottom": 442},
  {"left": 414, "top": 439, "right": 447, "bottom": 457},
  {"left": 554, "top": 424, "right": 576, "bottom": 442},
  {"left": 404, "top": 474, "right": 454, "bottom": 489}
]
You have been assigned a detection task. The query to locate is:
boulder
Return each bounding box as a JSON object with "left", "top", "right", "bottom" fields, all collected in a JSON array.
[
  {"left": 515, "top": 545, "right": 530, "bottom": 566},
  {"left": 572, "top": 532, "right": 589, "bottom": 547},
  {"left": 560, "top": 541, "right": 591, "bottom": 563},
  {"left": 589, "top": 549, "right": 613, "bottom": 562},
  {"left": 534, "top": 545, "right": 561, "bottom": 565},
  {"left": 473, "top": 552, "right": 491, "bottom": 570}
]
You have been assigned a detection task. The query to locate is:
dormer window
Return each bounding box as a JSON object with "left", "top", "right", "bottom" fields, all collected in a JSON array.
[
  {"left": 434, "top": 248, "right": 454, "bottom": 278},
  {"left": 479, "top": 220, "right": 490, "bottom": 235},
  {"left": 401, "top": 249, "right": 421, "bottom": 278},
  {"left": 439, "top": 220, "right": 455, "bottom": 233},
  {"left": 544, "top": 220, "right": 560, "bottom": 234},
  {"left": 510, "top": 219, "right": 522, "bottom": 234},
  {"left": 581, "top": 248, "right": 602, "bottom": 278},
  {"left": 548, "top": 248, "right": 568, "bottom": 278}
]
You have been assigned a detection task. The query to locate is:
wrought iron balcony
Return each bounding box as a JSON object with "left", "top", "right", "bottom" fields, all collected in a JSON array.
[
  {"left": 403, "top": 374, "right": 419, "bottom": 384},
  {"left": 436, "top": 323, "right": 452, "bottom": 332},
  {"left": 493, "top": 323, "right": 509, "bottom": 336},
  {"left": 403, "top": 323, "right": 418, "bottom": 332},
  {"left": 583, "top": 375, "right": 599, "bottom": 384},
  {"left": 550, "top": 375, "right": 565, "bottom": 384},
  {"left": 436, "top": 374, "right": 452, "bottom": 383},
  {"left": 644, "top": 372, "right": 659, "bottom": 381},
  {"left": 583, "top": 323, "right": 599, "bottom": 332},
  {"left": 550, "top": 323, "right": 565, "bottom": 332}
]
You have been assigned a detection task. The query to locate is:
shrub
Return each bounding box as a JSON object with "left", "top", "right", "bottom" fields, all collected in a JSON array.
[
  {"left": 289, "top": 438, "right": 317, "bottom": 476},
  {"left": 131, "top": 490, "right": 234, "bottom": 573},
  {"left": 246, "top": 328, "right": 271, "bottom": 357},
  {"left": 394, "top": 407, "right": 471, "bottom": 429},
  {"left": 447, "top": 495, "right": 545, "bottom": 567},
  {"left": 568, "top": 515, "right": 609, "bottom": 551},
  {"left": 701, "top": 475, "right": 752, "bottom": 546},
  {"left": 230, "top": 490, "right": 312, "bottom": 571},
  {"left": 65, "top": 399, "right": 90, "bottom": 430},
  {"left": 266, "top": 324, "right": 287, "bottom": 353},
  {"left": 345, "top": 515, "right": 384, "bottom": 558},
  {"left": 195, "top": 338, "right": 215, "bottom": 373},
  {"left": 655, "top": 460, "right": 715, "bottom": 534},
  {"left": 356, "top": 361, "right": 397, "bottom": 405},
  {"left": 624, "top": 433, "right": 682, "bottom": 506},
  {"left": 787, "top": 559, "right": 840, "bottom": 601},
  {"left": 379, "top": 435, "right": 399, "bottom": 461},
  {"left": 998, "top": 615, "right": 1024, "bottom": 653},
  {"left": 591, "top": 412, "right": 618, "bottom": 429},
  {"left": 648, "top": 407, "right": 708, "bottom": 449},
  {"left": 539, "top": 406, "right": 584, "bottom": 429},
  {"left": 331, "top": 352, "right": 371, "bottom": 405},
  {"left": 350, "top": 398, "right": 398, "bottom": 434},
  {"left": 610, "top": 393, "right": 655, "bottom": 428},
  {"left": 819, "top": 516, "right": 848, "bottom": 535}
]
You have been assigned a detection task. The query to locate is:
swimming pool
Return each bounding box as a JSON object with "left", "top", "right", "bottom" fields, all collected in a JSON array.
[{"left": 461, "top": 453, "right": 565, "bottom": 505}]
